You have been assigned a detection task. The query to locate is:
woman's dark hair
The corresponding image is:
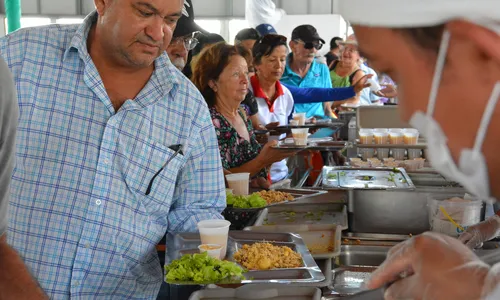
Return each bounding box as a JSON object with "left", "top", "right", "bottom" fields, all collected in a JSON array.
[
  {"left": 191, "top": 42, "right": 251, "bottom": 107},
  {"left": 252, "top": 34, "right": 288, "bottom": 65},
  {"left": 397, "top": 24, "right": 446, "bottom": 53}
]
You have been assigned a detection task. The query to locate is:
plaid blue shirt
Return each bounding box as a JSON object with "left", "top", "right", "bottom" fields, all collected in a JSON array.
[{"left": 1, "top": 12, "right": 225, "bottom": 299}]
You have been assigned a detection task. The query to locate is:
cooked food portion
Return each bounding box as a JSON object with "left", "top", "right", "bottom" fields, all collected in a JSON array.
[
  {"left": 233, "top": 242, "right": 302, "bottom": 270},
  {"left": 255, "top": 190, "right": 294, "bottom": 205}
]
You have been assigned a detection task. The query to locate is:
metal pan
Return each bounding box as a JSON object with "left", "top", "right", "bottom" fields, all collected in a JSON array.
[
  {"left": 253, "top": 203, "right": 348, "bottom": 230},
  {"left": 321, "top": 166, "right": 416, "bottom": 190},
  {"left": 244, "top": 224, "right": 342, "bottom": 260},
  {"left": 165, "top": 231, "right": 325, "bottom": 285}
]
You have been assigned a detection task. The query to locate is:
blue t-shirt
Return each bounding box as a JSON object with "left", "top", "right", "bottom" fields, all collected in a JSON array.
[{"left": 281, "top": 56, "right": 333, "bottom": 118}]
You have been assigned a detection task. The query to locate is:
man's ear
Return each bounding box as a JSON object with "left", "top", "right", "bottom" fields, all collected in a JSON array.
[
  {"left": 447, "top": 20, "right": 500, "bottom": 65},
  {"left": 94, "top": 0, "right": 112, "bottom": 16}
]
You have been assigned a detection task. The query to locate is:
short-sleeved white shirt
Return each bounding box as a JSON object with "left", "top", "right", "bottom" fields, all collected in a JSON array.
[{"left": 249, "top": 75, "right": 294, "bottom": 182}]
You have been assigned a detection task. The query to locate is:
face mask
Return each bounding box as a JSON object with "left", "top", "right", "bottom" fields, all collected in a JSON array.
[{"left": 409, "top": 30, "right": 500, "bottom": 204}]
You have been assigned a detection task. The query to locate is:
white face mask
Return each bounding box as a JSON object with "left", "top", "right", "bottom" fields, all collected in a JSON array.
[{"left": 409, "top": 30, "right": 500, "bottom": 204}]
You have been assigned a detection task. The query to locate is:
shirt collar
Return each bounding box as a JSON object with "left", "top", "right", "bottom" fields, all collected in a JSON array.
[
  {"left": 284, "top": 53, "right": 320, "bottom": 80},
  {"left": 250, "top": 75, "right": 284, "bottom": 112}
]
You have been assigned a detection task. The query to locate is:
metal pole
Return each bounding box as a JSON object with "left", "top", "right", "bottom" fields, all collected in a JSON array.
[{"left": 5, "top": 0, "right": 22, "bottom": 33}]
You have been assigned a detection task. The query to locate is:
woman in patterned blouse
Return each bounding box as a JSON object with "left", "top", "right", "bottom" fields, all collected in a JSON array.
[{"left": 192, "top": 42, "right": 295, "bottom": 188}]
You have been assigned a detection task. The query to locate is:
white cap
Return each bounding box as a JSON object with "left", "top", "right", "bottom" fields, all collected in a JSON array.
[{"left": 334, "top": 0, "right": 500, "bottom": 32}]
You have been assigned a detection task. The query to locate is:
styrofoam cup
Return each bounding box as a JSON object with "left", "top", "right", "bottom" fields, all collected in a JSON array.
[
  {"left": 198, "top": 220, "right": 231, "bottom": 259},
  {"left": 377, "top": 148, "right": 390, "bottom": 160},
  {"left": 198, "top": 244, "right": 222, "bottom": 259},
  {"left": 404, "top": 129, "right": 419, "bottom": 145}
]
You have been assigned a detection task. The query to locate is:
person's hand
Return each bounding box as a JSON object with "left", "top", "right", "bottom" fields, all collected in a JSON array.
[
  {"left": 367, "top": 232, "right": 499, "bottom": 300},
  {"left": 258, "top": 140, "right": 296, "bottom": 166},
  {"left": 375, "top": 83, "right": 398, "bottom": 98},
  {"left": 250, "top": 177, "right": 271, "bottom": 189},
  {"left": 265, "top": 122, "right": 280, "bottom": 130},
  {"left": 459, "top": 215, "right": 500, "bottom": 249},
  {"left": 353, "top": 74, "right": 373, "bottom": 94}
]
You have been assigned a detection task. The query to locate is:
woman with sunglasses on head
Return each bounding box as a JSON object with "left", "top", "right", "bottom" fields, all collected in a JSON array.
[{"left": 192, "top": 42, "right": 296, "bottom": 188}]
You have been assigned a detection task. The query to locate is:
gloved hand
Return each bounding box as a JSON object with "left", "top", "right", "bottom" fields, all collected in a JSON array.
[
  {"left": 459, "top": 215, "right": 500, "bottom": 249},
  {"left": 367, "top": 232, "right": 500, "bottom": 300}
]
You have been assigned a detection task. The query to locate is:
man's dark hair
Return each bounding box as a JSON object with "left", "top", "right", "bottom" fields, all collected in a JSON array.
[
  {"left": 330, "top": 36, "right": 343, "bottom": 50},
  {"left": 397, "top": 25, "right": 446, "bottom": 53}
]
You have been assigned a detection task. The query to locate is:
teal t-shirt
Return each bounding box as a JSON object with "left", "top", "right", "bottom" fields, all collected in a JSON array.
[{"left": 280, "top": 56, "right": 332, "bottom": 118}]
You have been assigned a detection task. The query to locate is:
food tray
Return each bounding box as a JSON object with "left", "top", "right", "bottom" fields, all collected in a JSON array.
[
  {"left": 189, "top": 286, "right": 322, "bottom": 300},
  {"left": 321, "top": 166, "right": 415, "bottom": 190},
  {"left": 244, "top": 224, "right": 342, "bottom": 259},
  {"left": 252, "top": 203, "right": 348, "bottom": 230},
  {"left": 328, "top": 266, "right": 377, "bottom": 297},
  {"left": 165, "top": 231, "right": 325, "bottom": 285},
  {"left": 275, "top": 121, "right": 344, "bottom": 130}
]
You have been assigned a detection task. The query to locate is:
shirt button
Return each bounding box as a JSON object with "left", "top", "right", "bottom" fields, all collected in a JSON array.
[
  {"left": 103, "top": 158, "right": 110, "bottom": 165},
  {"left": 73, "top": 281, "right": 79, "bottom": 287},
  {"left": 95, "top": 199, "right": 102, "bottom": 206},
  {"left": 84, "top": 243, "right": 90, "bottom": 249}
]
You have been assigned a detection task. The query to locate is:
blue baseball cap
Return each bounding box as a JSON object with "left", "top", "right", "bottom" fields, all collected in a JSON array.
[{"left": 255, "top": 24, "right": 277, "bottom": 36}]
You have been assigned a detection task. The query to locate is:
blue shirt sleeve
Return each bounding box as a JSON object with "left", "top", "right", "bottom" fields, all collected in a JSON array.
[{"left": 283, "top": 83, "right": 356, "bottom": 104}]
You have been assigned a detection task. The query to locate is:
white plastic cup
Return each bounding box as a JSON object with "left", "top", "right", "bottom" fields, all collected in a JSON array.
[
  {"left": 408, "top": 149, "right": 422, "bottom": 160},
  {"left": 197, "top": 220, "right": 231, "bottom": 259},
  {"left": 392, "top": 149, "right": 406, "bottom": 160},
  {"left": 198, "top": 244, "right": 223, "bottom": 259},
  {"left": 291, "top": 128, "right": 309, "bottom": 146},
  {"left": 225, "top": 173, "right": 250, "bottom": 196},
  {"left": 359, "top": 148, "right": 375, "bottom": 160},
  {"left": 404, "top": 129, "right": 419, "bottom": 145},
  {"left": 428, "top": 197, "right": 483, "bottom": 237},
  {"left": 388, "top": 129, "right": 404, "bottom": 145},
  {"left": 289, "top": 120, "right": 299, "bottom": 126},
  {"left": 373, "top": 129, "right": 389, "bottom": 145},
  {"left": 292, "top": 113, "right": 306, "bottom": 126},
  {"left": 367, "top": 77, "right": 382, "bottom": 92},
  {"left": 359, "top": 128, "right": 374, "bottom": 144},
  {"left": 377, "top": 148, "right": 390, "bottom": 160}
]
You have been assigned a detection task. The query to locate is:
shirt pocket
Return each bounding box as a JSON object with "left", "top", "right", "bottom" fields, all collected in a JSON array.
[{"left": 120, "top": 139, "right": 185, "bottom": 205}]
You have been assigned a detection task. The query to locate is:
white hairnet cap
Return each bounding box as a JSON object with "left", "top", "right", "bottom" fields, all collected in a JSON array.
[{"left": 334, "top": 0, "right": 500, "bottom": 32}]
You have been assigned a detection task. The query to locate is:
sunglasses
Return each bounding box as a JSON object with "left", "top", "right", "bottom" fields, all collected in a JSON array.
[{"left": 295, "top": 39, "right": 323, "bottom": 50}]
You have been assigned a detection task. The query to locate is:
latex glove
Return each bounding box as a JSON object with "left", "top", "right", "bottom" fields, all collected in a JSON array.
[
  {"left": 367, "top": 232, "right": 500, "bottom": 300},
  {"left": 459, "top": 215, "right": 500, "bottom": 249}
]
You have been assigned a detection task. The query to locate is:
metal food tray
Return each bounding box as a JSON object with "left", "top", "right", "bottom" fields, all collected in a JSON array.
[
  {"left": 189, "top": 286, "right": 322, "bottom": 300},
  {"left": 253, "top": 203, "right": 348, "bottom": 230},
  {"left": 321, "top": 166, "right": 415, "bottom": 190},
  {"left": 165, "top": 231, "right": 325, "bottom": 285},
  {"left": 275, "top": 121, "right": 344, "bottom": 130},
  {"left": 328, "top": 266, "right": 378, "bottom": 297},
  {"left": 244, "top": 224, "right": 342, "bottom": 260}
]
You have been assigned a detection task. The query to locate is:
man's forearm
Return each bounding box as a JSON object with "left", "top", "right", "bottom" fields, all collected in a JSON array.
[{"left": 0, "top": 236, "right": 47, "bottom": 299}]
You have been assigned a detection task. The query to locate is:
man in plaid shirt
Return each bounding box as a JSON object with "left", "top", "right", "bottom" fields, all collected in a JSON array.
[{"left": 0, "top": 0, "right": 225, "bottom": 298}]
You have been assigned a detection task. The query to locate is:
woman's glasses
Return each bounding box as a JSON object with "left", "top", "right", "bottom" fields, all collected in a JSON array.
[{"left": 294, "top": 39, "right": 323, "bottom": 50}]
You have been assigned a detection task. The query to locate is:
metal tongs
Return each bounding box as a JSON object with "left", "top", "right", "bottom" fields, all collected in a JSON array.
[{"left": 343, "top": 248, "right": 500, "bottom": 299}]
